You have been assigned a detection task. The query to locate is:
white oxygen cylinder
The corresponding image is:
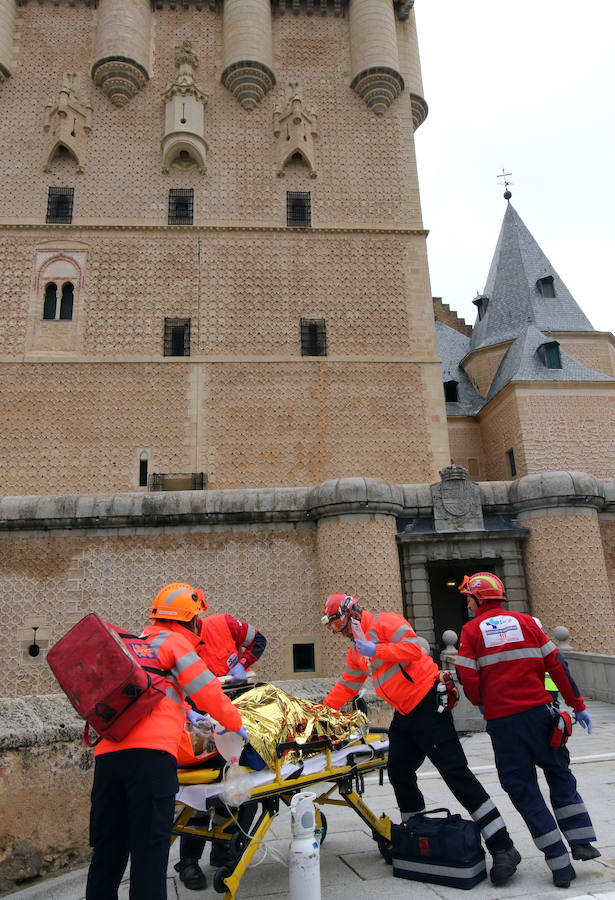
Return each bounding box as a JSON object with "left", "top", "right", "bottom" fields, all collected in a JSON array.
[{"left": 289, "top": 792, "right": 321, "bottom": 900}]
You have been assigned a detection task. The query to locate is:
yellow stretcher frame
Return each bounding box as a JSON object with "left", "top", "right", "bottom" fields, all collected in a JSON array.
[{"left": 172, "top": 732, "right": 392, "bottom": 900}]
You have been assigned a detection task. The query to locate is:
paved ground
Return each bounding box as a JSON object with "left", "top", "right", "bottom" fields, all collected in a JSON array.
[{"left": 4, "top": 700, "right": 615, "bottom": 900}]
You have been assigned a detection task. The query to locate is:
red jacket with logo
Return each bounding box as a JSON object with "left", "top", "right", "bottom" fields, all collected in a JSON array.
[
  {"left": 323, "top": 610, "right": 438, "bottom": 716},
  {"left": 456, "top": 601, "right": 586, "bottom": 720},
  {"left": 197, "top": 614, "right": 266, "bottom": 675},
  {"left": 95, "top": 620, "right": 242, "bottom": 758}
]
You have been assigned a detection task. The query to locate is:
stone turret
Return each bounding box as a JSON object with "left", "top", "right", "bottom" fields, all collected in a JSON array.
[
  {"left": 91, "top": 0, "right": 152, "bottom": 107},
  {"left": 221, "top": 0, "right": 276, "bottom": 111},
  {"left": 349, "top": 0, "right": 404, "bottom": 115},
  {"left": 0, "top": 0, "right": 16, "bottom": 83},
  {"left": 396, "top": 4, "right": 428, "bottom": 129}
]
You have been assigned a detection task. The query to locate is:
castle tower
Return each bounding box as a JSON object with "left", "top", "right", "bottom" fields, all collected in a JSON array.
[{"left": 91, "top": 0, "right": 152, "bottom": 107}]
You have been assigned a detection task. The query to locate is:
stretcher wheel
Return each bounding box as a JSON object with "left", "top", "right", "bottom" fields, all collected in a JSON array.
[
  {"left": 375, "top": 834, "right": 392, "bottom": 864},
  {"left": 315, "top": 810, "right": 327, "bottom": 844},
  {"left": 229, "top": 830, "right": 248, "bottom": 857},
  {"left": 213, "top": 866, "right": 233, "bottom": 894}
]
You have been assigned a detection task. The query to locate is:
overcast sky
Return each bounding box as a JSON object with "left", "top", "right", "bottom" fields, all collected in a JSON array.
[{"left": 413, "top": 1, "right": 615, "bottom": 332}]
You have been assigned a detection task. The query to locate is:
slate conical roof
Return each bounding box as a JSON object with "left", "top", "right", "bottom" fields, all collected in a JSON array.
[
  {"left": 485, "top": 323, "right": 614, "bottom": 403},
  {"left": 435, "top": 320, "right": 483, "bottom": 414},
  {"left": 470, "top": 203, "right": 594, "bottom": 351}
]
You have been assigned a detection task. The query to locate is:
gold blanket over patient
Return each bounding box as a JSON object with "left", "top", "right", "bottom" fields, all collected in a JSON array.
[{"left": 232, "top": 684, "right": 367, "bottom": 770}]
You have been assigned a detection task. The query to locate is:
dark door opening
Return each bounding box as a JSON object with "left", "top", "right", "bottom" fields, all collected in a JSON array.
[{"left": 427, "top": 559, "right": 500, "bottom": 664}]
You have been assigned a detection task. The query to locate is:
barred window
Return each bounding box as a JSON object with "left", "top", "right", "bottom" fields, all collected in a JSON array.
[
  {"left": 300, "top": 317, "right": 327, "bottom": 356},
  {"left": 164, "top": 317, "right": 191, "bottom": 356},
  {"left": 150, "top": 472, "right": 205, "bottom": 491},
  {"left": 287, "top": 191, "right": 311, "bottom": 227},
  {"left": 46, "top": 187, "right": 74, "bottom": 224},
  {"left": 168, "top": 188, "right": 194, "bottom": 225}
]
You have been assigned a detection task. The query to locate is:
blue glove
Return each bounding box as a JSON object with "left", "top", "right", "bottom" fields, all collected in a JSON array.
[
  {"left": 228, "top": 662, "right": 248, "bottom": 682},
  {"left": 187, "top": 709, "right": 211, "bottom": 728},
  {"left": 355, "top": 639, "right": 376, "bottom": 658},
  {"left": 215, "top": 724, "right": 249, "bottom": 743},
  {"left": 576, "top": 710, "right": 592, "bottom": 734}
]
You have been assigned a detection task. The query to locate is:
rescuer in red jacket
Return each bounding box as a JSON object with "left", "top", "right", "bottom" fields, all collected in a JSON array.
[
  {"left": 456, "top": 572, "right": 599, "bottom": 889},
  {"left": 175, "top": 611, "right": 267, "bottom": 891},
  {"left": 322, "top": 592, "right": 521, "bottom": 886},
  {"left": 85, "top": 583, "right": 247, "bottom": 900}
]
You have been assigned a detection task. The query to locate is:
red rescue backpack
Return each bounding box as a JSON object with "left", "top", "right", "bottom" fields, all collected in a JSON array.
[{"left": 47, "top": 612, "right": 169, "bottom": 746}]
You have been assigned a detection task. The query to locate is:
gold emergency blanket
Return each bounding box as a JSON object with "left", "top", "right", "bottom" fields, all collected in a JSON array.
[{"left": 232, "top": 684, "right": 367, "bottom": 770}]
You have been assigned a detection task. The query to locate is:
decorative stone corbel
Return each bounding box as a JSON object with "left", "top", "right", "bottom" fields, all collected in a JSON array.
[
  {"left": 273, "top": 82, "right": 318, "bottom": 178},
  {"left": 43, "top": 73, "right": 92, "bottom": 174},
  {"left": 161, "top": 41, "right": 208, "bottom": 175}
]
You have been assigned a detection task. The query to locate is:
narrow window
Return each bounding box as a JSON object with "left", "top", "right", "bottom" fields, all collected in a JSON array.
[
  {"left": 292, "top": 643, "right": 315, "bottom": 673},
  {"left": 168, "top": 188, "right": 194, "bottom": 225},
  {"left": 59, "top": 283, "right": 74, "bottom": 320},
  {"left": 43, "top": 283, "right": 57, "bottom": 319},
  {"left": 300, "top": 317, "right": 327, "bottom": 356},
  {"left": 537, "top": 276, "right": 556, "bottom": 298},
  {"left": 139, "top": 453, "right": 149, "bottom": 488},
  {"left": 544, "top": 342, "right": 562, "bottom": 369},
  {"left": 473, "top": 294, "right": 489, "bottom": 321},
  {"left": 443, "top": 380, "right": 459, "bottom": 402},
  {"left": 287, "top": 191, "right": 311, "bottom": 227},
  {"left": 46, "top": 187, "right": 74, "bottom": 224},
  {"left": 164, "top": 317, "right": 191, "bottom": 356},
  {"left": 507, "top": 448, "right": 517, "bottom": 477}
]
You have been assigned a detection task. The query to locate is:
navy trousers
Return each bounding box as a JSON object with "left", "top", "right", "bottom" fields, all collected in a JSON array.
[
  {"left": 86, "top": 749, "right": 178, "bottom": 900},
  {"left": 487, "top": 704, "right": 596, "bottom": 876},
  {"left": 387, "top": 681, "right": 512, "bottom": 853}
]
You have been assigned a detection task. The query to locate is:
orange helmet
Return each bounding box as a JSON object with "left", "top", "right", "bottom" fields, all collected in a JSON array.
[
  {"left": 150, "top": 582, "right": 208, "bottom": 622},
  {"left": 322, "top": 593, "right": 359, "bottom": 632},
  {"left": 458, "top": 572, "right": 505, "bottom": 604}
]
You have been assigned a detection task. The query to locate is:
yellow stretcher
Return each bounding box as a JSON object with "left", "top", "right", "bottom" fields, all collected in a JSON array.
[{"left": 172, "top": 731, "right": 392, "bottom": 899}]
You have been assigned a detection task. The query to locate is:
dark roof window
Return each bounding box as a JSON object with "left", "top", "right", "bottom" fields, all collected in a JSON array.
[
  {"left": 443, "top": 380, "right": 459, "bottom": 402},
  {"left": 472, "top": 294, "right": 489, "bottom": 321},
  {"left": 538, "top": 340, "right": 562, "bottom": 369},
  {"left": 537, "top": 275, "right": 556, "bottom": 298}
]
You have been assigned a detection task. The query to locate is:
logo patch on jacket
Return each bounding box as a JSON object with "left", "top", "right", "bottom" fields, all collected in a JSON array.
[
  {"left": 480, "top": 616, "right": 524, "bottom": 648},
  {"left": 129, "top": 641, "right": 156, "bottom": 659}
]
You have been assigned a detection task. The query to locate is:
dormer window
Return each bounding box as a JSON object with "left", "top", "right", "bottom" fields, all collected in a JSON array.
[
  {"left": 473, "top": 294, "right": 489, "bottom": 321},
  {"left": 538, "top": 340, "right": 562, "bottom": 369},
  {"left": 443, "top": 380, "right": 459, "bottom": 402},
  {"left": 537, "top": 276, "right": 556, "bottom": 298}
]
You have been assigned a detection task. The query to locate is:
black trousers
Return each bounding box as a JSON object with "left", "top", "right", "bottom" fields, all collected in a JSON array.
[
  {"left": 86, "top": 749, "right": 178, "bottom": 900},
  {"left": 387, "top": 682, "right": 511, "bottom": 854}
]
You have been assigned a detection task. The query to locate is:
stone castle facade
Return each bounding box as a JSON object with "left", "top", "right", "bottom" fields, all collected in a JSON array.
[{"left": 1, "top": 0, "right": 615, "bottom": 704}]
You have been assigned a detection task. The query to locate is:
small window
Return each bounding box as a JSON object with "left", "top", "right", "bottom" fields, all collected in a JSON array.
[
  {"left": 43, "top": 281, "right": 74, "bottom": 321},
  {"left": 293, "top": 643, "right": 315, "bottom": 673},
  {"left": 507, "top": 448, "right": 517, "bottom": 477},
  {"left": 43, "top": 283, "right": 57, "bottom": 319},
  {"left": 443, "top": 380, "right": 459, "bottom": 402},
  {"left": 473, "top": 294, "right": 489, "bottom": 321},
  {"left": 544, "top": 342, "right": 562, "bottom": 369},
  {"left": 537, "top": 276, "right": 556, "bottom": 298},
  {"left": 150, "top": 472, "right": 205, "bottom": 491},
  {"left": 300, "top": 317, "right": 327, "bottom": 356},
  {"left": 287, "top": 191, "right": 311, "bottom": 227},
  {"left": 46, "top": 187, "right": 74, "bottom": 224},
  {"left": 168, "top": 188, "right": 194, "bottom": 225},
  {"left": 59, "top": 283, "right": 73, "bottom": 320},
  {"left": 164, "top": 317, "right": 191, "bottom": 356},
  {"left": 139, "top": 453, "right": 149, "bottom": 488}
]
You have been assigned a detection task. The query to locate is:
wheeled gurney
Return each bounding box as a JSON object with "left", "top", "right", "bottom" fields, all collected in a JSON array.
[{"left": 172, "top": 731, "right": 392, "bottom": 899}]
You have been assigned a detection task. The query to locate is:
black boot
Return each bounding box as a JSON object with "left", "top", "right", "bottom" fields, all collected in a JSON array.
[
  {"left": 553, "top": 864, "right": 576, "bottom": 888},
  {"left": 571, "top": 843, "right": 601, "bottom": 861},
  {"left": 490, "top": 845, "right": 521, "bottom": 885},
  {"left": 174, "top": 858, "right": 207, "bottom": 890}
]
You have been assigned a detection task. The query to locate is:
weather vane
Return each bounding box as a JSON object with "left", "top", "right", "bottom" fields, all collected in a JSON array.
[{"left": 497, "top": 168, "right": 513, "bottom": 201}]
